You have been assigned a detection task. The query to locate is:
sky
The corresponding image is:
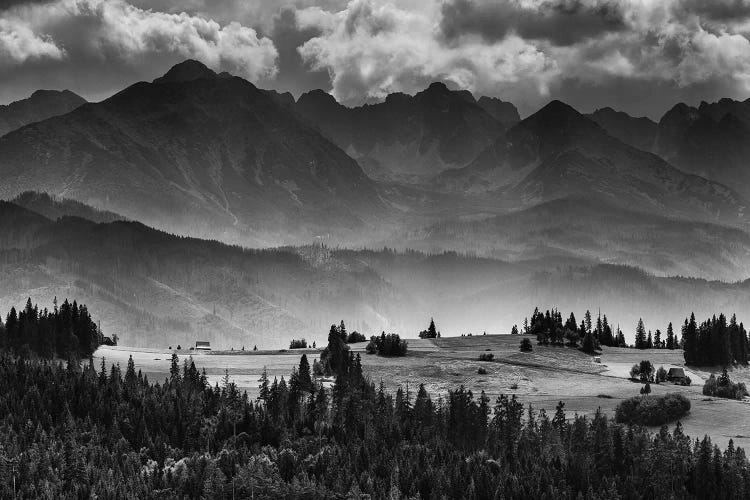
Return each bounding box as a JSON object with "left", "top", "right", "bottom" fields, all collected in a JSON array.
[{"left": 2, "top": 0, "right": 750, "bottom": 118}]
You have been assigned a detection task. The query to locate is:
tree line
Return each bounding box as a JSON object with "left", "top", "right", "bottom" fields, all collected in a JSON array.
[
  {"left": 523, "top": 307, "right": 626, "bottom": 352},
  {"left": 0, "top": 298, "right": 103, "bottom": 359},
  {"left": 683, "top": 313, "right": 749, "bottom": 366}
]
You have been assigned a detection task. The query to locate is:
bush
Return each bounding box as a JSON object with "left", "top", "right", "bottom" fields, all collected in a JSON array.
[
  {"left": 479, "top": 353, "right": 494, "bottom": 361},
  {"left": 289, "top": 339, "right": 308, "bottom": 349},
  {"left": 346, "top": 331, "right": 367, "bottom": 343},
  {"left": 520, "top": 339, "right": 533, "bottom": 352},
  {"left": 366, "top": 333, "right": 408, "bottom": 357},
  {"left": 477, "top": 367, "right": 488, "bottom": 375},
  {"left": 629, "top": 360, "right": 655, "bottom": 382},
  {"left": 702, "top": 369, "right": 749, "bottom": 400},
  {"left": 615, "top": 393, "right": 691, "bottom": 426}
]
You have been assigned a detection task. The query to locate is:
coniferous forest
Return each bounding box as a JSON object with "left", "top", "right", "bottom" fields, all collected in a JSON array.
[{"left": 0, "top": 301, "right": 749, "bottom": 498}]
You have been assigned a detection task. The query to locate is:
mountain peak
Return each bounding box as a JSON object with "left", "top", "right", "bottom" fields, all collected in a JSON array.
[
  {"left": 154, "top": 59, "right": 221, "bottom": 84},
  {"left": 426, "top": 82, "right": 450, "bottom": 93},
  {"left": 536, "top": 99, "right": 581, "bottom": 118}
]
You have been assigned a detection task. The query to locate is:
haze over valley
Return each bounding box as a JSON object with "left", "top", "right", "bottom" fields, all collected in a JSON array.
[{"left": 1, "top": 60, "right": 750, "bottom": 349}]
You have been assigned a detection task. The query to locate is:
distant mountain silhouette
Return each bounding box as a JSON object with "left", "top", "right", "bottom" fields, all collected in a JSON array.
[
  {"left": 587, "top": 107, "right": 657, "bottom": 152},
  {"left": 477, "top": 96, "right": 521, "bottom": 126},
  {"left": 438, "top": 100, "right": 749, "bottom": 226},
  {"left": 0, "top": 60, "right": 385, "bottom": 246},
  {"left": 0, "top": 89, "right": 85, "bottom": 137},
  {"left": 653, "top": 99, "right": 750, "bottom": 198},
  {"left": 295, "top": 83, "right": 517, "bottom": 182}
]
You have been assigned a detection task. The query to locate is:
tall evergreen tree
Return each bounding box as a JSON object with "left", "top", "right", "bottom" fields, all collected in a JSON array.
[
  {"left": 635, "top": 319, "right": 647, "bottom": 349},
  {"left": 666, "top": 323, "right": 675, "bottom": 350}
]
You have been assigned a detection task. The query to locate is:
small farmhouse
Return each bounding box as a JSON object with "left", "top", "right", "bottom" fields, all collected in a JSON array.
[
  {"left": 667, "top": 367, "right": 688, "bottom": 384},
  {"left": 195, "top": 341, "right": 211, "bottom": 351}
]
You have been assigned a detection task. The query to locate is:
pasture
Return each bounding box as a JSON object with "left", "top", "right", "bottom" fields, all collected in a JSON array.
[{"left": 95, "top": 334, "right": 750, "bottom": 449}]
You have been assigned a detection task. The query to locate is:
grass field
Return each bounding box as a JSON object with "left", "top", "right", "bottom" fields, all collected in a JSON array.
[{"left": 95, "top": 334, "right": 750, "bottom": 449}]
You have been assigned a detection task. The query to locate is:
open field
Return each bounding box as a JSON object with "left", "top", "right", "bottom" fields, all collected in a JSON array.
[{"left": 95, "top": 334, "right": 750, "bottom": 449}]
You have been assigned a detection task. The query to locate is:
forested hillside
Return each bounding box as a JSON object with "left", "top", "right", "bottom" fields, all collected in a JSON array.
[{"left": 0, "top": 329, "right": 746, "bottom": 498}]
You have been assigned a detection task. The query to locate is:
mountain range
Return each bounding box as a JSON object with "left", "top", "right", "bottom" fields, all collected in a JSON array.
[
  {"left": 0, "top": 60, "right": 384, "bottom": 246},
  {"left": 2, "top": 59, "right": 750, "bottom": 345},
  {"left": 294, "top": 83, "right": 518, "bottom": 183}
]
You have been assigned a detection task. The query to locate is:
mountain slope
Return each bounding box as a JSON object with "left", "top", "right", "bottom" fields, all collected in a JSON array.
[
  {"left": 398, "top": 196, "right": 750, "bottom": 281},
  {"left": 2, "top": 200, "right": 750, "bottom": 347},
  {"left": 0, "top": 90, "right": 85, "bottom": 137},
  {"left": 0, "top": 202, "right": 400, "bottom": 348},
  {"left": 295, "top": 83, "right": 516, "bottom": 182},
  {"left": 10, "top": 191, "right": 125, "bottom": 224},
  {"left": 0, "top": 60, "right": 385, "bottom": 246},
  {"left": 437, "top": 100, "right": 749, "bottom": 226}
]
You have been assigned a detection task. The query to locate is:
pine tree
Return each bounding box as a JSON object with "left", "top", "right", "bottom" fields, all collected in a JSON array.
[
  {"left": 635, "top": 319, "right": 647, "bottom": 349},
  {"left": 298, "top": 354, "right": 313, "bottom": 393},
  {"left": 646, "top": 331, "right": 653, "bottom": 349},
  {"left": 666, "top": 323, "right": 675, "bottom": 349},
  {"left": 257, "top": 366, "right": 270, "bottom": 405},
  {"left": 654, "top": 329, "right": 662, "bottom": 349},
  {"left": 683, "top": 314, "right": 698, "bottom": 364}
]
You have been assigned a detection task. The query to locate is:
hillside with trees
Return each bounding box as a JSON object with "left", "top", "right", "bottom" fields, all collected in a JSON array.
[{"left": 0, "top": 327, "right": 747, "bottom": 497}]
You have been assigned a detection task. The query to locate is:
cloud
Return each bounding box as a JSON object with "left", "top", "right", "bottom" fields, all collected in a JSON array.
[
  {"left": 298, "top": 0, "right": 557, "bottom": 106},
  {"left": 440, "top": 0, "right": 626, "bottom": 47},
  {"left": 0, "top": 14, "right": 64, "bottom": 64},
  {"left": 0, "top": 0, "right": 277, "bottom": 103},
  {"left": 290, "top": 0, "right": 750, "bottom": 117},
  {"left": 4, "top": 0, "right": 750, "bottom": 118}
]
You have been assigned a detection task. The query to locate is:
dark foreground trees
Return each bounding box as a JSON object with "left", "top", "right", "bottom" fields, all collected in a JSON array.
[
  {"left": 683, "top": 313, "right": 749, "bottom": 366},
  {"left": 0, "top": 351, "right": 748, "bottom": 498},
  {"left": 1, "top": 298, "right": 101, "bottom": 359}
]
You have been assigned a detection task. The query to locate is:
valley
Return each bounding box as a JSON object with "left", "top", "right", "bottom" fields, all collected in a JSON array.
[{"left": 95, "top": 334, "right": 750, "bottom": 449}]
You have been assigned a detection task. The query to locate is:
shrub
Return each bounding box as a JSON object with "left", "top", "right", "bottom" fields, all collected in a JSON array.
[
  {"left": 346, "top": 331, "right": 367, "bottom": 343},
  {"left": 638, "top": 360, "right": 655, "bottom": 382},
  {"left": 520, "top": 339, "right": 533, "bottom": 352},
  {"left": 479, "top": 353, "right": 494, "bottom": 361},
  {"left": 702, "top": 370, "right": 749, "bottom": 400},
  {"left": 366, "top": 333, "right": 408, "bottom": 357},
  {"left": 629, "top": 360, "right": 655, "bottom": 382},
  {"left": 615, "top": 393, "right": 691, "bottom": 426},
  {"left": 289, "top": 339, "right": 308, "bottom": 349},
  {"left": 477, "top": 367, "right": 488, "bottom": 375}
]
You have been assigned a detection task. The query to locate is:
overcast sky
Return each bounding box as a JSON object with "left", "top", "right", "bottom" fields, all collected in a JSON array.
[{"left": 2, "top": 0, "right": 750, "bottom": 118}]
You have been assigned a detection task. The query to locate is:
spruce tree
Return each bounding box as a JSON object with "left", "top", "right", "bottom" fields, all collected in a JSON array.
[
  {"left": 635, "top": 319, "right": 647, "bottom": 349},
  {"left": 298, "top": 354, "right": 313, "bottom": 393},
  {"left": 257, "top": 367, "right": 270, "bottom": 405},
  {"left": 666, "top": 323, "right": 675, "bottom": 349}
]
